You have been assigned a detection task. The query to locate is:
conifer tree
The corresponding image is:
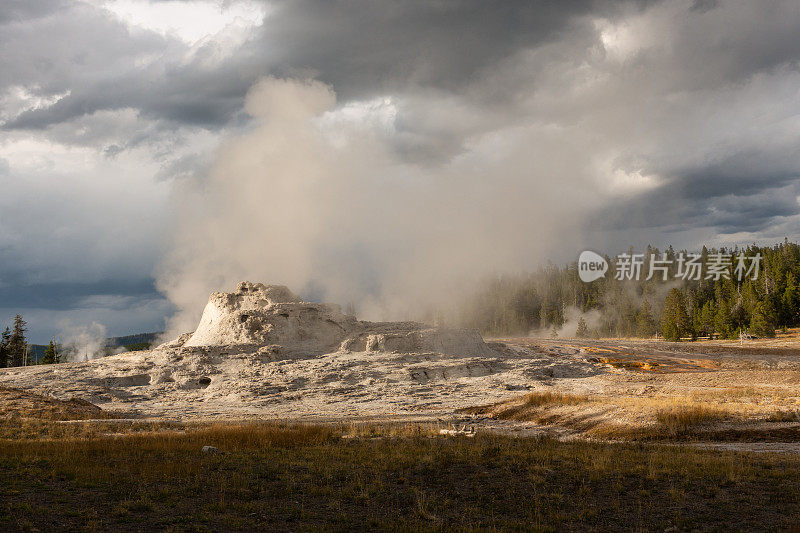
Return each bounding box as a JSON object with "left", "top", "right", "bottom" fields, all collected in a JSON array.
[
  {"left": 0, "top": 327, "right": 10, "bottom": 368},
  {"left": 714, "top": 300, "right": 735, "bottom": 339},
  {"left": 575, "top": 317, "right": 589, "bottom": 338},
  {"left": 42, "top": 340, "right": 58, "bottom": 364},
  {"left": 8, "top": 315, "right": 27, "bottom": 366},
  {"left": 636, "top": 299, "right": 657, "bottom": 337},
  {"left": 661, "top": 289, "right": 689, "bottom": 341},
  {"left": 780, "top": 272, "right": 800, "bottom": 326},
  {"left": 697, "top": 301, "right": 716, "bottom": 338},
  {"left": 750, "top": 301, "right": 776, "bottom": 338},
  {"left": 451, "top": 241, "right": 800, "bottom": 339}
]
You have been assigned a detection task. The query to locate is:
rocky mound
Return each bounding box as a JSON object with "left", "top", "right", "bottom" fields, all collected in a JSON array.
[
  {"left": 181, "top": 281, "right": 494, "bottom": 359},
  {"left": 0, "top": 385, "right": 110, "bottom": 420},
  {"left": 184, "top": 282, "right": 357, "bottom": 354}
]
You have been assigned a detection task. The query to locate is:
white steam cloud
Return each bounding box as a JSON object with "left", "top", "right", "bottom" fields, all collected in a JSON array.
[
  {"left": 559, "top": 307, "right": 604, "bottom": 338},
  {"left": 157, "top": 77, "right": 599, "bottom": 337},
  {"left": 58, "top": 321, "right": 108, "bottom": 361}
]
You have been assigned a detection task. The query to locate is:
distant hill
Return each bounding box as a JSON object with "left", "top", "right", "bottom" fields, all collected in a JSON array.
[
  {"left": 106, "top": 332, "right": 162, "bottom": 348},
  {"left": 26, "top": 332, "right": 163, "bottom": 363},
  {"left": 26, "top": 344, "right": 46, "bottom": 364}
]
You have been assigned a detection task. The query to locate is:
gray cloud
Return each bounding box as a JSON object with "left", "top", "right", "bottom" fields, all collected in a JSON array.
[
  {"left": 0, "top": 279, "right": 161, "bottom": 311},
  {"left": 2, "top": 0, "right": 800, "bottom": 340},
  {"left": 254, "top": 0, "right": 602, "bottom": 96},
  {"left": 0, "top": 0, "right": 65, "bottom": 25},
  {"left": 1, "top": 2, "right": 255, "bottom": 131}
]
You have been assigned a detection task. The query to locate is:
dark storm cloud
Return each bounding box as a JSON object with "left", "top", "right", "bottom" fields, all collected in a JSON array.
[
  {"left": 600, "top": 157, "right": 800, "bottom": 236},
  {"left": 254, "top": 0, "right": 601, "bottom": 98},
  {"left": 690, "top": 0, "right": 718, "bottom": 13},
  {"left": 0, "top": 4, "right": 161, "bottom": 91},
  {"left": 2, "top": 0, "right": 614, "bottom": 132},
  {"left": 5, "top": 67, "right": 254, "bottom": 130},
  {"left": 0, "top": 279, "right": 160, "bottom": 311},
  {"left": 603, "top": 182, "right": 800, "bottom": 235},
  {"left": 655, "top": 3, "right": 800, "bottom": 92},
  {"left": 4, "top": 0, "right": 799, "bottom": 139},
  {"left": 677, "top": 153, "right": 800, "bottom": 200}
]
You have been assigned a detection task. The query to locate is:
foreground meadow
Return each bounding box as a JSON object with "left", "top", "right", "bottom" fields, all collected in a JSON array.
[{"left": 2, "top": 417, "right": 800, "bottom": 531}]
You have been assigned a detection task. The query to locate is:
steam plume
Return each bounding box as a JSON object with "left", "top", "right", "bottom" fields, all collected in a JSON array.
[
  {"left": 157, "top": 77, "right": 597, "bottom": 337},
  {"left": 59, "top": 322, "right": 108, "bottom": 361}
]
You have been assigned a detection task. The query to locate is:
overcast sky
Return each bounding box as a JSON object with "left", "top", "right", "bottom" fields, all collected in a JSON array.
[{"left": 2, "top": 0, "right": 800, "bottom": 343}]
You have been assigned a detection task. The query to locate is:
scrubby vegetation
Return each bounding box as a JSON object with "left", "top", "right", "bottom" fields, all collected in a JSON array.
[{"left": 459, "top": 240, "right": 800, "bottom": 340}]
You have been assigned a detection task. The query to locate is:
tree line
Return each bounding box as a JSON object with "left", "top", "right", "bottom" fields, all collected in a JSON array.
[
  {"left": 0, "top": 314, "right": 60, "bottom": 367},
  {"left": 458, "top": 240, "right": 800, "bottom": 341}
]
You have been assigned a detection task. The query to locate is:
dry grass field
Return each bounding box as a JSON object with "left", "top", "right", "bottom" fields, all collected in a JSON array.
[{"left": 1, "top": 388, "right": 800, "bottom": 530}]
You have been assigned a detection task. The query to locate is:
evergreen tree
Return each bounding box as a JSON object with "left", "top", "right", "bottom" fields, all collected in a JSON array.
[
  {"left": 750, "top": 301, "right": 776, "bottom": 338},
  {"left": 635, "top": 299, "right": 657, "bottom": 337},
  {"left": 575, "top": 317, "right": 589, "bottom": 338},
  {"left": 697, "top": 301, "right": 716, "bottom": 338},
  {"left": 780, "top": 272, "right": 800, "bottom": 326},
  {"left": 42, "top": 340, "right": 58, "bottom": 365},
  {"left": 453, "top": 241, "right": 800, "bottom": 340},
  {"left": 714, "top": 300, "right": 735, "bottom": 339},
  {"left": 0, "top": 327, "right": 10, "bottom": 368},
  {"left": 8, "top": 315, "right": 27, "bottom": 366},
  {"left": 730, "top": 299, "right": 747, "bottom": 330},
  {"left": 661, "top": 289, "right": 689, "bottom": 341}
]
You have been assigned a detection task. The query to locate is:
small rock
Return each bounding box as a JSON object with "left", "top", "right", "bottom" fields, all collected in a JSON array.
[
  {"left": 439, "top": 425, "right": 476, "bottom": 437},
  {"left": 201, "top": 445, "right": 218, "bottom": 454}
]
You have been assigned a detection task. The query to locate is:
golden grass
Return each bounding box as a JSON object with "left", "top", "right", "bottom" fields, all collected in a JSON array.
[
  {"left": 464, "top": 391, "right": 589, "bottom": 422},
  {"left": 0, "top": 421, "right": 340, "bottom": 458},
  {"left": 768, "top": 409, "right": 800, "bottom": 422},
  {"left": 519, "top": 391, "right": 589, "bottom": 408},
  {"left": 466, "top": 388, "right": 800, "bottom": 442},
  {"left": 654, "top": 405, "right": 729, "bottom": 433},
  {"left": 470, "top": 392, "right": 735, "bottom": 434}
]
